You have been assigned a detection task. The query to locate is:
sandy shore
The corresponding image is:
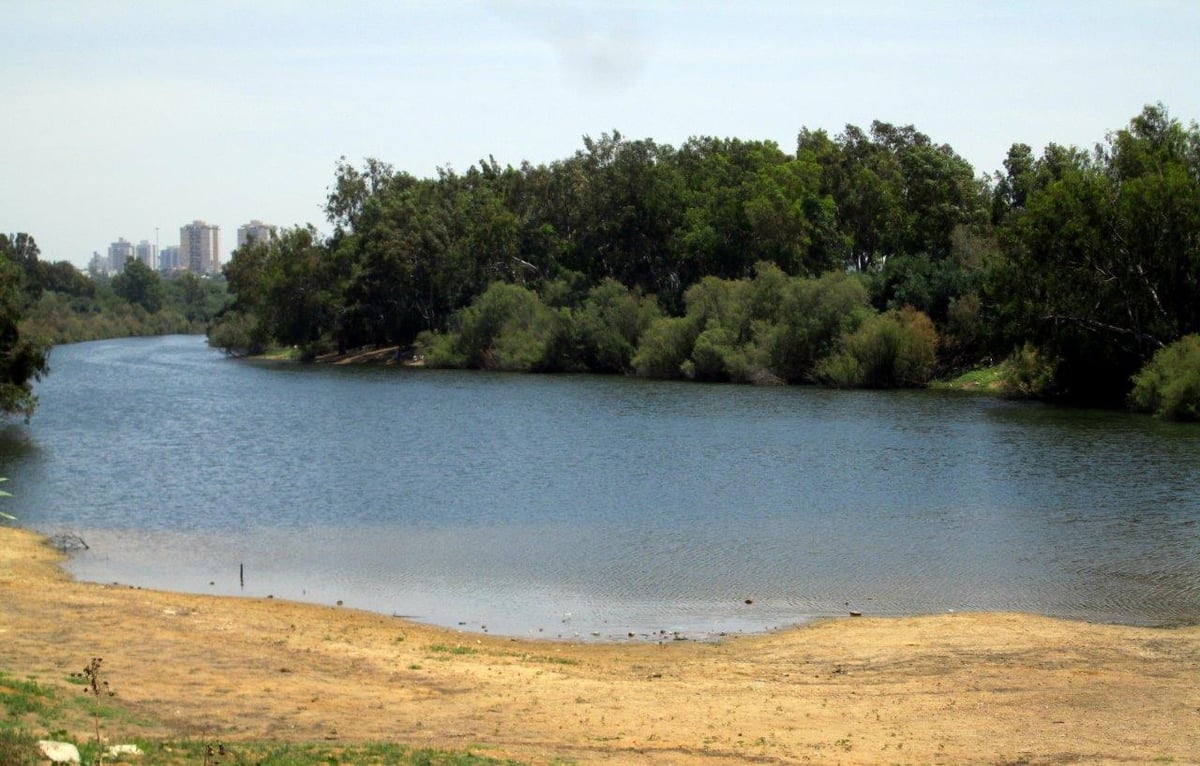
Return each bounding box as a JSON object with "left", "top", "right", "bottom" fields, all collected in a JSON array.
[{"left": 1, "top": 527, "right": 1197, "bottom": 765}]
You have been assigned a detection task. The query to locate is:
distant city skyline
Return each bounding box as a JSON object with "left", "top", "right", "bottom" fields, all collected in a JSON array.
[
  {"left": 3, "top": 2, "right": 1198, "bottom": 269},
  {"left": 89, "top": 219, "right": 270, "bottom": 276}
]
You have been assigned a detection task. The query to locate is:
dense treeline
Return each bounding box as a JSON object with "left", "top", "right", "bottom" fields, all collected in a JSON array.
[
  {"left": 1, "top": 234, "right": 229, "bottom": 417},
  {"left": 207, "top": 104, "right": 1200, "bottom": 419},
  {"left": 13, "top": 257, "right": 228, "bottom": 347},
  {"left": 211, "top": 121, "right": 986, "bottom": 360}
]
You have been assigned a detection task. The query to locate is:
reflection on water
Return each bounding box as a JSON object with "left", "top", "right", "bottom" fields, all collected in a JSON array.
[{"left": 2, "top": 335, "right": 1198, "bottom": 639}]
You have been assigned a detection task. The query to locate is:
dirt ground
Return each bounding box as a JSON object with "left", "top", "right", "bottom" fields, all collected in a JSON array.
[{"left": 2, "top": 527, "right": 1197, "bottom": 765}]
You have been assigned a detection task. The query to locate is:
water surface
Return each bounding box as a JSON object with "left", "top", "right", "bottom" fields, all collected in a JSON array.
[{"left": 2, "top": 335, "right": 1197, "bottom": 639}]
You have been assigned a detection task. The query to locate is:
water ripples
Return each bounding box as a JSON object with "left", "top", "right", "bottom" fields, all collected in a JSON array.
[{"left": 2, "top": 336, "right": 1199, "bottom": 638}]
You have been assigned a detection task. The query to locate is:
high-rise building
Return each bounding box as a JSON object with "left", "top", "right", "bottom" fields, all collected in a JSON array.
[
  {"left": 237, "top": 220, "right": 277, "bottom": 249},
  {"left": 159, "top": 245, "right": 182, "bottom": 272},
  {"left": 135, "top": 240, "right": 157, "bottom": 269},
  {"left": 88, "top": 252, "right": 106, "bottom": 277},
  {"left": 107, "top": 238, "right": 134, "bottom": 273},
  {"left": 179, "top": 220, "right": 221, "bottom": 275}
]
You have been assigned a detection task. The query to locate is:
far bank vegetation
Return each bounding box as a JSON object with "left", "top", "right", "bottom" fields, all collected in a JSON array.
[
  {"left": 206, "top": 105, "right": 1199, "bottom": 418},
  {"left": 6, "top": 104, "right": 1199, "bottom": 421}
]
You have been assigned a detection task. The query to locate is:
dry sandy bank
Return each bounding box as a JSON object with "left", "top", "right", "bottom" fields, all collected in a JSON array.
[{"left": 1, "top": 527, "right": 1196, "bottom": 764}]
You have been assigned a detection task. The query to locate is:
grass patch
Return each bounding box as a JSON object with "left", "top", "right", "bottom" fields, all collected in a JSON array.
[
  {"left": 0, "top": 666, "right": 529, "bottom": 765},
  {"left": 2, "top": 737, "right": 523, "bottom": 766},
  {"left": 931, "top": 364, "right": 1004, "bottom": 392},
  {"left": 426, "top": 644, "right": 478, "bottom": 656},
  {"left": 253, "top": 346, "right": 304, "bottom": 362},
  {"left": 0, "top": 673, "right": 59, "bottom": 719},
  {"left": 0, "top": 728, "right": 39, "bottom": 766},
  {"left": 144, "top": 741, "right": 522, "bottom": 765},
  {"left": 2, "top": 666, "right": 525, "bottom": 766}
]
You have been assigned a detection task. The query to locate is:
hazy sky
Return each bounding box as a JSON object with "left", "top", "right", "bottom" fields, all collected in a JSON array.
[{"left": 2, "top": 1, "right": 1197, "bottom": 268}]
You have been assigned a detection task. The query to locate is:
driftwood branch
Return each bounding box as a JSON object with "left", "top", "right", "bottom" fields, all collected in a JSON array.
[{"left": 49, "top": 532, "right": 89, "bottom": 551}]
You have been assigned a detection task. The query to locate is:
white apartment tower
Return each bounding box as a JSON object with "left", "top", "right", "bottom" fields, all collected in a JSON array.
[
  {"left": 180, "top": 220, "right": 221, "bottom": 275},
  {"left": 237, "top": 220, "right": 277, "bottom": 249},
  {"left": 134, "top": 240, "right": 157, "bottom": 269}
]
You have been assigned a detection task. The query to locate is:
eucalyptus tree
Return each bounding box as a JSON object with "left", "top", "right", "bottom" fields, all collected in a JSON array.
[
  {"left": 990, "top": 104, "right": 1200, "bottom": 404},
  {"left": 571, "top": 132, "right": 686, "bottom": 298}
]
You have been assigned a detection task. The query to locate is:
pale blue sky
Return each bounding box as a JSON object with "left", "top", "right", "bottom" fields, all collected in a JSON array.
[{"left": 2, "top": 1, "right": 1197, "bottom": 268}]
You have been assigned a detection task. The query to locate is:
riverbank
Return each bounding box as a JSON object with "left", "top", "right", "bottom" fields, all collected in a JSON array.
[
  {"left": 304, "top": 343, "right": 1006, "bottom": 392},
  {"left": 2, "top": 527, "right": 1197, "bottom": 764}
]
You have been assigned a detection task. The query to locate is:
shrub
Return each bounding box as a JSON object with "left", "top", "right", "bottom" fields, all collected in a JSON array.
[
  {"left": 766, "top": 271, "right": 871, "bottom": 382},
  {"left": 632, "top": 316, "right": 698, "bottom": 379},
  {"left": 434, "top": 282, "right": 554, "bottom": 371},
  {"left": 1129, "top": 334, "right": 1200, "bottom": 420},
  {"left": 1000, "top": 342, "right": 1058, "bottom": 399},
  {"left": 488, "top": 326, "right": 549, "bottom": 371},
  {"left": 207, "top": 310, "right": 269, "bottom": 356},
  {"left": 816, "top": 306, "right": 938, "bottom": 388},
  {"left": 537, "top": 307, "right": 586, "bottom": 372},
  {"left": 574, "top": 279, "right": 662, "bottom": 373},
  {"left": 418, "top": 329, "right": 466, "bottom": 368},
  {"left": 688, "top": 322, "right": 737, "bottom": 381},
  {"left": 744, "top": 262, "right": 789, "bottom": 322},
  {"left": 681, "top": 276, "right": 749, "bottom": 336},
  {"left": 891, "top": 306, "right": 939, "bottom": 385}
]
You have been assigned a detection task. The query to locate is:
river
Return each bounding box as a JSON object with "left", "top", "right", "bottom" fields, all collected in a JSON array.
[{"left": 1, "top": 335, "right": 1197, "bottom": 639}]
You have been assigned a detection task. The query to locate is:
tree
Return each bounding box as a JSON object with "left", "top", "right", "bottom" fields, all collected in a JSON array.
[
  {"left": 338, "top": 184, "right": 454, "bottom": 348},
  {"left": 991, "top": 143, "right": 1036, "bottom": 224},
  {"left": 572, "top": 133, "right": 685, "bottom": 297},
  {"left": 212, "top": 226, "right": 339, "bottom": 356},
  {"left": 171, "top": 272, "right": 210, "bottom": 322},
  {"left": 0, "top": 256, "right": 49, "bottom": 419},
  {"left": 35, "top": 260, "right": 95, "bottom": 298},
  {"left": 111, "top": 257, "right": 165, "bottom": 313},
  {"left": 990, "top": 104, "right": 1200, "bottom": 405},
  {"left": 811, "top": 124, "right": 907, "bottom": 272},
  {"left": 324, "top": 156, "right": 400, "bottom": 233},
  {"left": 743, "top": 157, "right": 838, "bottom": 276},
  {"left": 0, "top": 233, "right": 43, "bottom": 302},
  {"left": 211, "top": 237, "right": 273, "bottom": 354},
  {"left": 801, "top": 122, "right": 986, "bottom": 273},
  {"left": 775, "top": 273, "right": 867, "bottom": 381}
]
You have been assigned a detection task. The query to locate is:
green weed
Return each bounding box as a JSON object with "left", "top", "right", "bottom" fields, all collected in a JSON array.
[
  {"left": 426, "top": 644, "right": 477, "bottom": 656},
  {"left": 0, "top": 673, "right": 58, "bottom": 720},
  {"left": 0, "top": 728, "right": 39, "bottom": 766}
]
